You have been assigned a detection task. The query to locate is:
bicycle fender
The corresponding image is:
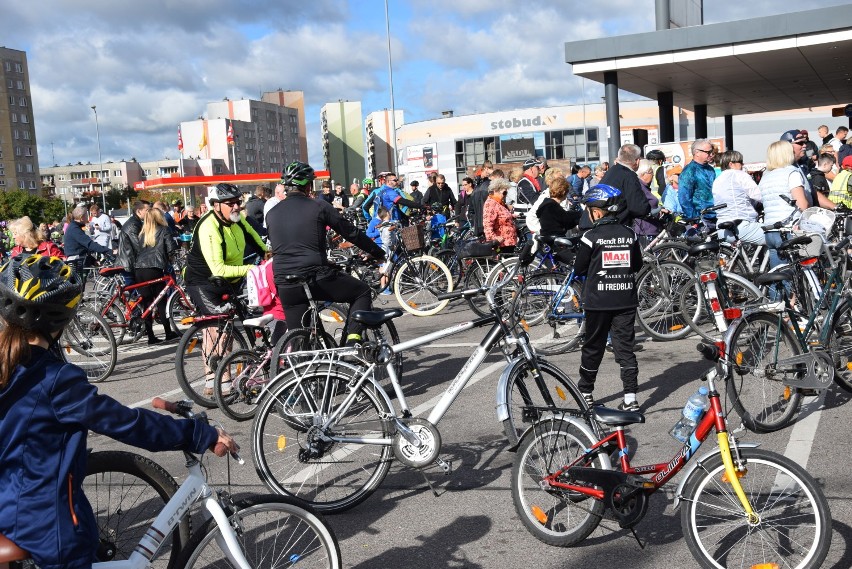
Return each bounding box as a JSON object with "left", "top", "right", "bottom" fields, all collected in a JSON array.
[
  {"left": 672, "top": 442, "right": 760, "bottom": 509},
  {"left": 496, "top": 356, "right": 571, "bottom": 423},
  {"left": 518, "top": 414, "right": 613, "bottom": 470}
]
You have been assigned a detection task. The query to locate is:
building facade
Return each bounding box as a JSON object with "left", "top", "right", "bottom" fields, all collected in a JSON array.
[
  {"left": 366, "top": 109, "right": 404, "bottom": 178},
  {"left": 0, "top": 47, "right": 40, "bottom": 193},
  {"left": 321, "top": 100, "right": 365, "bottom": 186},
  {"left": 261, "top": 90, "right": 309, "bottom": 163}
]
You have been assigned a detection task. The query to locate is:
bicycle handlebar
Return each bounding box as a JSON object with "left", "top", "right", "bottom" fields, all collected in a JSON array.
[{"left": 152, "top": 397, "right": 243, "bottom": 463}]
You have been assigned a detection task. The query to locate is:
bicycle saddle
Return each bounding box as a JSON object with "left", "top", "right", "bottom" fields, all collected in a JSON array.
[
  {"left": 778, "top": 235, "right": 812, "bottom": 251},
  {"left": 753, "top": 270, "right": 794, "bottom": 286},
  {"left": 99, "top": 266, "right": 124, "bottom": 276},
  {"left": 716, "top": 220, "right": 743, "bottom": 232},
  {"left": 351, "top": 308, "right": 404, "bottom": 328},
  {"left": 591, "top": 406, "right": 645, "bottom": 427},
  {"left": 281, "top": 274, "right": 308, "bottom": 285},
  {"left": 0, "top": 533, "right": 28, "bottom": 563},
  {"left": 243, "top": 314, "right": 274, "bottom": 328},
  {"left": 688, "top": 241, "right": 721, "bottom": 256}
]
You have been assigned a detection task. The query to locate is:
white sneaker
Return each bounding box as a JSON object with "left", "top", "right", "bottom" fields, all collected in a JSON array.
[{"left": 757, "top": 301, "right": 784, "bottom": 311}]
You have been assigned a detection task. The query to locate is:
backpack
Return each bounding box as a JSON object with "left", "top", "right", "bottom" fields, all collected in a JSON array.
[{"left": 246, "top": 258, "right": 274, "bottom": 308}]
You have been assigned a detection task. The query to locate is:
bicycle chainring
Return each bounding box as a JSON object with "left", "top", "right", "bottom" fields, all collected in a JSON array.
[
  {"left": 392, "top": 417, "right": 442, "bottom": 468},
  {"left": 607, "top": 483, "right": 650, "bottom": 529}
]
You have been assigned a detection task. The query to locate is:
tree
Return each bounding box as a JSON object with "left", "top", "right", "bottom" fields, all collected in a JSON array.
[
  {"left": 108, "top": 183, "right": 138, "bottom": 210},
  {"left": 0, "top": 190, "right": 62, "bottom": 225}
]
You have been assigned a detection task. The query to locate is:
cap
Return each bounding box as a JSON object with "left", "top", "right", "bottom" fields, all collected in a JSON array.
[
  {"left": 522, "top": 158, "right": 541, "bottom": 170},
  {"left": 410, "top": 180, "right": 419, "bottom": 187},
  {"left": 842, "top": 155, "right": 852, "bottom": 169},
  {"left": 780, "top": 129, "right": 808, "bottom": 144}
]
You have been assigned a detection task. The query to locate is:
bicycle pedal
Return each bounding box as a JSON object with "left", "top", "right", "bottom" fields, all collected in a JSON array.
[{"left": 435, "top": 456, "right": 452, "bottom": 475}]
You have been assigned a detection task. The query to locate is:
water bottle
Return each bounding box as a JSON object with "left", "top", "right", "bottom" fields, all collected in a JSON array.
[{"left": 670, "top": 387, "right": 709, "bottom": 443}]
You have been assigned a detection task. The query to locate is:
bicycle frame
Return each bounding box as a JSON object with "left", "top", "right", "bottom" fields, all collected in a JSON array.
[{"left": 101, "top": 273, "right": 189, "bottom": 325}]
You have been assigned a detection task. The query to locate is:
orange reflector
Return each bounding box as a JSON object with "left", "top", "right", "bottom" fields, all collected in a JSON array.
[
  {"left": 430, "top": 264, "right": 438, "bottom": 270},
  {"left": 521, "top": 319, "right": 530, "bottom": 332},
  {"left": 188, "top": 338, "right": 198, "bottom": 353},
  {"left": 180, "top": 316, "right": 194, "bottom": 325},
  {"left": 236, "top": 363, "right": 244, "bottom": 374},
  {"left": 736, "top": 352, "right": 744, "bottom": 366},
  {"left": 555, "top": 386, "right": 566, "bottom": 400},
  {"left": 722, "top": 469, "right": 746, "bottom": 483},
  {"left": 65, "top": 345, "right": 71, "bottom": 354},
  {"left": 670, "top": 324, "right": 685, "bottom": 331},
  {"left": 408, "top": 301, "right": 417, "bottom": 308},
  {"left": 784, "top": 386, "right": 791, "bottom": 400},
  {"left": 722, "top": 308, "right": 742, "bottom": 320},
  {"left": 531, "top": 505, "right": 548, "bottom": 525},
  {"left": 847, "top": 362, "right": 852, "bottom": 371},
  {"left": 751, "top": 564, "right": 780, "bottom": 569},
  {"left": 330, "top": 311, "right": 344, "bottom": 323},
  {"left": 277, "top": 435, "right": 287, "bottom": 451}
]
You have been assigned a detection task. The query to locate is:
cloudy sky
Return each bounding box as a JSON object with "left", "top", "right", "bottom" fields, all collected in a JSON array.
[{"left": 3, "top": 0, "right": 848, "bottom": 169}]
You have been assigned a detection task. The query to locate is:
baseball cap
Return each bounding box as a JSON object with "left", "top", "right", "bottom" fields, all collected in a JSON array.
[
  {"left": 842, "top": 155, "right": 852, "bottom": 169},
  {"left": 522, "top": 158, "right": 541, "bottom": 169},
  {"left": 780, "top": 129, "right": 808, "bottom": 144}
]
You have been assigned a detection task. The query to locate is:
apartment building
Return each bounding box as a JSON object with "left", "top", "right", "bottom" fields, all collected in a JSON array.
[
  {"left": 321, "top": 100, "right": 365, "bottom": 185},
  {"left": 0, "top": 47, "right": 40, "bottom": 194},
  {"left": 366, "top": 109, "right": 404, "bottom": 178}
]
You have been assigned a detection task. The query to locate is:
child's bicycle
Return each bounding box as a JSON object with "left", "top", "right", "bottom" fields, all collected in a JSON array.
[
  {"left": 0, "top": 398, "right": 341, "bottom": 569},
  {"left": 511, "top": 342, "right": 831, "bottom": 569}
]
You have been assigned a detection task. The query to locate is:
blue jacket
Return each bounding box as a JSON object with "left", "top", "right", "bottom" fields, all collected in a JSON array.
[
  {"left": 0, "top": 346, "right": 218, "bottom": 569},
  {"left": 366, "top": 217, "right": 384, "bottom": 247},
  {"left": 63, "top": 220, "right": 112, "bottom": 259},
  {"left": 362, "top": 185, "right": 405, "bottom": 222},
  {"left": 678, "top": 161, "right": 717, "bottom": 220}
]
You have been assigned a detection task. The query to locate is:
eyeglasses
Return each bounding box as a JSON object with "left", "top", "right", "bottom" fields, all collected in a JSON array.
[
  {"left": 792, "top": 141, "right": 806, "bottom": 146},
  {"left": 695, "top": 148, "right": 714, "bottom": 155},
  {"left": 220, "top": 200, "right": 241, "bottom": 208},
  {"left": 730, "top": 160, "right": 743, "bottom": 164}
]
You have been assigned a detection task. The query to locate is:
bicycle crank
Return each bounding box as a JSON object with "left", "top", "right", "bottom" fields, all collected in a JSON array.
[
  {"left": 775, "top": 350, "right": 835, "bottom": 390},
  {"left": 392, "top": 417, "right": 442, "bottom": 468}
]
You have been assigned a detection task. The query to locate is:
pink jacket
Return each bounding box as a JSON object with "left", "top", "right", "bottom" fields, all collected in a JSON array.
[
  {"left": 262, "top": 260, "right": 285, "bottom": 320},
  {"left": 483, "top": 197, "right": 518, "bottom": 246}
]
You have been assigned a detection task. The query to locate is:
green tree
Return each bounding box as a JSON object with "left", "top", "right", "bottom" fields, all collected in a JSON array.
[{"left": 0, "top": 191, "right": 49, "bottom": 224}]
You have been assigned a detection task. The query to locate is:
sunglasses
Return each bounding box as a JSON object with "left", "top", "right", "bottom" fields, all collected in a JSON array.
[{"left": 220, "top": 200, "right": 241, "bottom": 207}]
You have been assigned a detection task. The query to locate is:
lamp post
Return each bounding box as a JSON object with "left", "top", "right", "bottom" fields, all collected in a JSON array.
[
  {"left": 384, "top": 0, "right": 398, "bottom": 173},
  {"left": 90, "top": 105, "right": 108, "bottom": 212}
]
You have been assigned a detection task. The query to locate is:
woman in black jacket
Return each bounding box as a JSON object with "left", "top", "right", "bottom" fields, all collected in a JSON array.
[
  {"left": 134, "top": 208, "right": 178, "bottom": 344},
  {"left": 536, "top": 177, "right": 581, "bottom": 262}
]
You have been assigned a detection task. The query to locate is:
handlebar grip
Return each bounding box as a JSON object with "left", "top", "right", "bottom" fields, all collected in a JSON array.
[
  {"left": 696, "top": 342, "right": 720, "bottom": 362},
  {"left": 152, "top": 397, "right": 178, "bottom": 414}
]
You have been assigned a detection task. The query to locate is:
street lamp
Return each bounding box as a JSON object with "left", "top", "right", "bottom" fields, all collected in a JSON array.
[{"left": 91, "top": 105, "right": 108, "bottom": 211}]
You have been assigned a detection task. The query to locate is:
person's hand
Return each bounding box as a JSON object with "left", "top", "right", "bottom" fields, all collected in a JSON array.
[{"left": 210, "top": 428, "right": 240, "bottom": 457}]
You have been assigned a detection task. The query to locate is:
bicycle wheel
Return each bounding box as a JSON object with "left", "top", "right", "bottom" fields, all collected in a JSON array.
[
  {"left": 830, "top": 301, "right": 852, "bottom": 392},
  {"left": 393, "top": 254, "right": 453, "bottom": 316},
  {"left": 679, "top": 272, "right": 764, "bottom": 342},
  {"left": 529, "top": 277, "right": 585, "bottom": 356},
  {"left": 727, "top": 312, "right": 803, "bottom": 432},
  {"left": 215, "top": 349, "right": 267, "bottom": 422},
  {"left": 636, "top": 259, "right": 694, "bottom": 341},
  {"left": 165, "top": 290, "right": 196, "bottom": 335},
  {"left": 501, "top": 359, "right": 591, "bottom": 446},
  {"left": 175, "top": 318, "right": 249, "bottom": 408},
  {"left": 512, "top": 418, "right": 607, "bottom": 546},
  {"left": 464, "top": 257, "right": 508, "bottom": 317},
  {"left": 84, "top": 450, "right": 190, "bottom": 569},
  {"left": 252, "top": 369, "right": 393, "bottom": 513},
  {"left": 61, "top": 306, "right": 117, "bottom": 383},
  {"left": 649, "top": 241, "right": 690, "bottom": 262},
  {"left": 511, "top": 270, "right": 561, "bottom": 327},
  {"left": 270, "top": 327, "right": 338, "bottom": 377},
  {"left": 177, "top": 495, "right": 341, "bottom": 569},
  {"left": 681, "top": 447, "right": 831, "bottom": 569},
  {"left": 435, "top": 248, "right": 463, "bottom": 286},
  {"left": 101, "top": 302, "right": 129, "bottom": 346}
]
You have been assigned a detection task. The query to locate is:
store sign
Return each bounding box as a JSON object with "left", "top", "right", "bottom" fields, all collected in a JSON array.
[
  {"left": 500, "top": 137, "right": 536, "bottom": 162},
  {"left": 490, "top": 115, "right": 556, "bottom": 131}
]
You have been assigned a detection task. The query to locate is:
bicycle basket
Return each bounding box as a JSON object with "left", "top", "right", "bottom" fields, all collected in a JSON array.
[
  {"left": 400, "top": 223, "right": 426, "bottom": 252},
  {"left": 792, "top": 231, "right": 826, "bottom": 259},
  {"left": 799, "top": 207, "right": 835, "bottom": 236}
]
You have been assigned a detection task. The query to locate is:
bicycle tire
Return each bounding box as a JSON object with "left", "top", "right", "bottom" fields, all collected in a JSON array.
[
  {"left": 61, "top": 306, "right": 117, "bottom": 383},
  {"left": 463, "top": 257, "right": 509, "bottom": 317},
  {"left": 101, "top": 302, "right": 129, "bottom": 346},
  {"left": 215, "top": 349, "right": 267, "bottom": 422},
  {"left": 511, "top": 418, "right": 607, "bottom": 546},
  {"left": 270, "top": 327, "right": 338, "bottom": 378},
  {"left": 175, "top": 318, "right": 249, "bottom": 408},
  {"left": 435, "top": 247, "right": 464, "bottom": 286},
  {"left": 176, "top": 495, "right": 341, "bottom": 569},
  {"left": 525, "top": 273, "right": 585, "bottom": 355},
  {"left": 501, "top": 359, "right": 591, "bottom": 446},
  {"left": 252, "top": 369, "right": 393, "bottom": 513},
  {"left": 165, "top": 290, "right": 196, "bottom": 336},
  {"left": 727, "top": 312, "right": 803, "bottom": 433},
  {"left": 84, "top": 450, "right": 190, "bottom": 569},
  {"left": 681, "top": 447, "right": 831, "bottom": 569},
  {"left": 635, "top": 259, "right": 694, "bottom": 341},
  {"left": 510, "top": 270, "right": 561, "bottom": 327},
  {"left": 649, "top": 241, "right": 690, "bottom": 262},
  {"left": 393, "top": 254, "right": 453, "bottom": 316},
  {"left": 679, "top": 272, "right": 764, "bottom": 342},
  {"left": 830, "top": 301, "right": 852, "bottom": 392}
]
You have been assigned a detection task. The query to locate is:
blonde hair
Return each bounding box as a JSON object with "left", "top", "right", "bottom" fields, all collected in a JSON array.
[
  {"left": 766, "top": 141, "right": 795, "bottom": 171},
  {"left": 141, "top": 208, "right": 166, "bottom": 248},
  {"left": 508, "top": 167, "right": 524, "bottom": 183},
  {"left": 9, "top": 216, "right": 44, "bottom": 249},
  {"left": 543, "top": 167, "right": 565, "bottom": 188},
  {"left": 636, "top": 159, "right": 654, "bottom": 176}
]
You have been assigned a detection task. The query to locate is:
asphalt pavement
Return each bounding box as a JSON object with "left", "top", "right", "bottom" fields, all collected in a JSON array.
[{"left": 91, "top": 295, "right": 852, "bottom": 568}]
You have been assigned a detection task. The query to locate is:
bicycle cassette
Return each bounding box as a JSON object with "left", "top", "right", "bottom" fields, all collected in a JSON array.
[{"left": 392, "top": 417, "right": 442, "bottom": 468}]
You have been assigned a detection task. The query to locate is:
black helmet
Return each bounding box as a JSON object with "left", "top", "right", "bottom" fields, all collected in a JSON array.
[
  {"left": 281, "top": 161, "right": 315, "bottom": 187},
  {"left": 646, "top": 149, "right": 665, "bottom": 162},
  {"left": 0, "top": 255, "right": 83, "bottom": 336},
  {"left": 171, "top": 199, "right": 183, "bottom": 206},
  {"left": 210, "top": 183, "right": 241, "bottom": 203}
]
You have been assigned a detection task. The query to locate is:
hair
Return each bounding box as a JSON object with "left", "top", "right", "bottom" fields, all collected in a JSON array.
[
  {"left": 462, "top": 176, "right": 474, "bottom": 187},
  {"left": 131, "top": 200, "right": 148, "bottom": 215},
  {"left": 819, "top": 124, "right": 829, "bottom": 132},
  {"left": 548, "top": 177, "right": 569, "bottom": 202},
  {"left": 0, "top": 322, "right": 34, "bottom": 389},
  {"left": 141, "top": 207, "right": 166, "bottom": 247},
  {"left": 718, "top": 150, "right": 743, "bottom": 171},
  {"left": 543, "top": 167, "right": 565, "bottom": 188},
  {"left": 636, "top": 159, "right": 654, "bottom": 177},
  {"left": 89, "top": 203, "right": 100, "bottom": 213},
  {"left": 601, "top": 161, "right": 610, "bottom": 169},
  {"left": 377, "top": 206, "right": 390, "bottom": 219},
  {"left": 153, "top": 201, "right": 167, "bottom": 212},
  {"left": 818, "top": 153, "right": 836, "bottom": 169},
  {"left": 436, "top": 174, "right": 446, "bottom": 183},
  {"left": 321, "top": 180, "right": 331, "bottom": 189},
  {"left": 480, "top": 160, "right": 493, "bottom": 170},
  {"left": 579, "top": 165, "right": 592, "bottom": 174},
  {"left": 427, "top": 172, "right": 437, "bottom": 183},
  {"left": 255, "top": 185, "right": 269, "bottom": 198},
  {"left": 9, "top": 216, "right": 44, "bottom": 249},
  {"left": 488, "top": 178, "right": 511, "bottom": 195},
  {"left": 490, "top": 168, "right": 505, "bottom": 179},
  {"left": 72, "top": 205, "right": 87, "bottom": 221},
  {"left": 617, "top": 144, "right": 641, "bottom": 164},
  {"left": 837, "top": 126, "right": 849, "bottom": 135},
  {"left": 766, "top": 140, "right": 795, "bottom": 171},
  {"left": 820, "top": 143, "right": 835, "bottom": 154},
  {"left": 508, "top": 167, "right": 523, "bottom": 183}
]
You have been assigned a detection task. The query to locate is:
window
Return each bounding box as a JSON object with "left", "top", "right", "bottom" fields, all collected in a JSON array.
[
  {"left": 114, "top": 170, "right": 121, "bottom": 177},
  {"left": 14, "top": 63, "right": 22, "bottom": 73},
  {"left": 23, "top": 131, "right": 30, "bottom": 140},
  {"left": 13, "top": 130, "right": 19, "bottom": 140},
  {"left": 20, "top": 114, "right": 27, "bottom": 123},
  {"left": 17, "top": 163, "right": 23, "bottom": 172},
  {"left": 4, "top": 62, "right": 10, "bottom": 71},
  {"left": 59, "top": 175, "right": 65, "bottom": 181},
  {"left": 25, "top": 146, "right": 32, "bottom": 156},
  {"left": 543, "top": 128, "right": 599, "bottom": 162},
  {"left": 6, "top": 79, "right": 12, "bottom": 89},
  {"left": 19, "top": 97, "right": 26, "bottom": 107},
  {"left": 144, "top": 169, "right": 151, "bottom": 176},
  {"left": 8, "top": 96, "right": 14, "bottom": 105},
  {"left": 26, "top": 164, "right": 33, "bottom": 173},
  {"left": 16, "top": 81, "right": 23, "bottom": 90},
  {"left": 11, "top": 113, "right": 17, "bottom": 123},
  {"left": 29, "top": 181, "right": 36, "bottom": 189},
  {"left": 18, "top": 181, "right": 25, "bottom": 190}
]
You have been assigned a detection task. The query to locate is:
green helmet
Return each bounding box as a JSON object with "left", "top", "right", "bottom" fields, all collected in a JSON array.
[
  {"left": 281, "top": 161, "right": 315, "bottom": 187},
  {"left": 362, "top": 177, "right": 373, "bottom": 186}
]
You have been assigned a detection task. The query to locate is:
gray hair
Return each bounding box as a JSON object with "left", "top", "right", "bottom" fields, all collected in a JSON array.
[
  {"left": 617, "top": 144, "right": 641, "bottom": 164},
  {"left": 691, "top": 138, "right": 712, "bottom": 154},
  {"left": 72, "top": 205, "right": 87, "bottom": 221},
  {"left": 488, "top": 178, "right": 511, "bottom": 194}
]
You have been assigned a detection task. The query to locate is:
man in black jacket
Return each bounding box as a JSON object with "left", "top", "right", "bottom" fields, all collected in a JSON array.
[
  {"left": 515, "top": 158, "right": 542, "bottom": 209},
  {"left": 116, "top": 201, "right": 151, "bottom": 286},
  {"left": 245, "top": 186, "right": 268, "bottom": 231},
  {"left": 421, "top": 174, "right": 457, "bottom": 215},
  {"left": 579, "top": 144, "right": 650, "bottom": 230}
]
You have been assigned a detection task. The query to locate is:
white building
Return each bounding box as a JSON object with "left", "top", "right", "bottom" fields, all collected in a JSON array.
[{"left": 366, "top": 109, "right": 404, "bottom": 178}]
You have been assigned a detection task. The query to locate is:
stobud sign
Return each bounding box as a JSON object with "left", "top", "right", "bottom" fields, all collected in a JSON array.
[{"left": 490, "top": 115, "right": 556, "bottom": 131}]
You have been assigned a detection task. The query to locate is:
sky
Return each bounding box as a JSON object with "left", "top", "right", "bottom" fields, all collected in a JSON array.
[{"left": 2, "top": 0, "right": 849, "bottom": 170}]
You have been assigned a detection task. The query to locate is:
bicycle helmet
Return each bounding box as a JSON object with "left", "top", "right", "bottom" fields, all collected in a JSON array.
[
  {"left": 646, "top": 149, "right": 665, "bottom": 162},
  {"left": 362, "top": 177, "right": 374, "bottom": 186},
  {"left": 0, "top": 255, "right": 83, "bottom": 336},
  {"left": 281, "top": 161, "right": 315, "bottom": 187},
  {"left": 209, "top": 183, "right": 241, "bottom": 203},
  {"left": 582, "top": 183, "right": 622, "bottom": 211}
]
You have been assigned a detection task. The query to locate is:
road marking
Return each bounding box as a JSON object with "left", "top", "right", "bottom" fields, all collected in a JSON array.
[{"left": 782, "top": 392, "right": 825, "bottom": 469}]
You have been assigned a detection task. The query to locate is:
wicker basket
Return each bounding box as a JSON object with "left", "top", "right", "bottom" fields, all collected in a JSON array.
[{"left": 400, "top": 224, "right": 426, "bottom": 252}]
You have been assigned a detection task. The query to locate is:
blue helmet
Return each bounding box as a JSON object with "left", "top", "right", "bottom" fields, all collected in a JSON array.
[{"left": 582, "top": 184, "right": 622, "bottom": 211}]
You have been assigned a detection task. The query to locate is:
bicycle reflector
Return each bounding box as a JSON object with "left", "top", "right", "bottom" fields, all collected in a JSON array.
[
  {"left": 181, "top": 316, "right": 195, "bottom": 325},
  {"left": 750, "top": 564, "right": 780, "bottom": 569},
  {"left": 531, "top": 505, "right": 548, "bottom": 525},
  {"left": 277, "top": 435, "right": 287, "bottom": 452},
  {"left": 722, "top": 308, "right": 742, "bottom": 320},
  {"left": 699, "top": 271, "right": 718, "bottom": 283}
]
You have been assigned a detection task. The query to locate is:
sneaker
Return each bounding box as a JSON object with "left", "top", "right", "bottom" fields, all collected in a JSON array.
[
  {"left": 581, "top": 391, "right": 595, "bottom": 407},
  {"left": 605, "top": 343, "right": 614, "bottom": 353},
  {"left": 618, "top": 401, "right": 640, "bottom": 412},
  {"left": 380, "top": 288, "right": 394, "bottom": 296}
]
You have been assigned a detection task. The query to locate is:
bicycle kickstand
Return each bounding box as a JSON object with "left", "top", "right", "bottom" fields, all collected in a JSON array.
[
  {"left": 630, "top": 527, "right": 646, "bottom": 550},
  {"left": 420, "top": 457, "right": 452, "bottom": 498}
]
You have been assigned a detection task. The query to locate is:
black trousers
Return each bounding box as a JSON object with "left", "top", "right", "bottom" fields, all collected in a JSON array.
[
  {"left": 135, "top": 267, "right": 169, "bottom": 331},
  {"left": 278, "top": 271, "right": 372, "bottom": 338},
  {"left": 579, "top": 308, "right": 638, "bottom": 395}
]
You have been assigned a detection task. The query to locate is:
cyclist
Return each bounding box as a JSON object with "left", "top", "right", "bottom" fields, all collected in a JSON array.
[
  {"left": 361, "top": 172, "right": 424, "bottom": 224},
  {"left": 267, "top": 161, "right": 385, "bottom": 347},
  {"left": 63, "top": 205, "right": 115, "bottom": 276},
  {"left": 0, "top": 254, "right": 237, "bottom": 569}
]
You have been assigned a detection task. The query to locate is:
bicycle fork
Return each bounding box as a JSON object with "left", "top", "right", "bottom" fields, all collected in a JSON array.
[{"left": 716, "top": 433, "right": 757, "bottom": 524}]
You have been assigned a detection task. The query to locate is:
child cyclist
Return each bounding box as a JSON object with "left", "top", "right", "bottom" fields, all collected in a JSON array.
[
  {"left": 0, "top": 254, "right": 238, "bottom": 569},
  {"left": 366, "top": 207, "right": 397, "bottom": 295},
  {"left": 573, "top": 185, "right": 644, "bottom": 411}
]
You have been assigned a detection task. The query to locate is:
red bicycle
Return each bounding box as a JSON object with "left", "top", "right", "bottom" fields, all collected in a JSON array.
[
  {"left": 94, "top": 266, "right": 196, "bottom": 344},
  {"left": 511, "top": 343, "right": 831, "bottom": 569}
]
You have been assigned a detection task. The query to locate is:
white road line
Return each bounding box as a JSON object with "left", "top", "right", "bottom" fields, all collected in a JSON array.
[{"left": 782, "top": 392, "right": 825, "bottom": 469}]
